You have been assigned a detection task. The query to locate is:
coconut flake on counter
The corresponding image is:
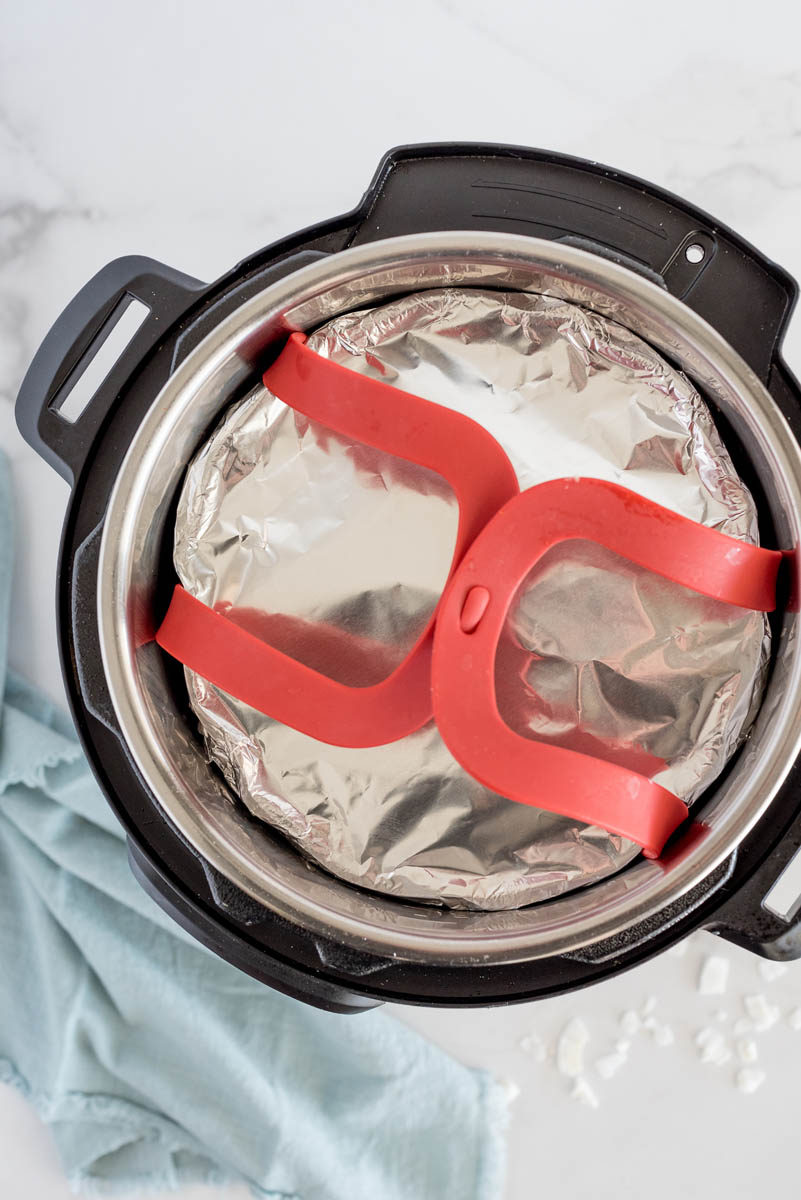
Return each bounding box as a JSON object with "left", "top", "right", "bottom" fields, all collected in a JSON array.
[
  {"left": 595, "top": 1051, "right": 628, "bottom": 1080},
  {"left": 649, "top": 1021, "right": 676, "bottom": 1048},
  {"left": 736, "top": 1067, "right": 766, "bottom": 1095},
  {"left": 619, "top": 1010, "right": 642, "bottom": 1037},
  {"left": 695, "top": 1028, "right": 732, "bottom": 1066},
  {"left": 570, "top": 1077, "right": 600, "bottom": 1109},
  {"left": 698, "top": 955, "right": 730, "bottom": 996},
  {"left": 527, "top": 937, "right": 794, "bottom": 1105},
  {"left": 758, "top": 961, "right": 788, "bottom": 983},
  {"left": 743, "top": 994, "right": 780, "bottom": 1033},
  {"left": 557, "top": 1018, "right": 590, "bottom": 1078},
  {"left": 736, "top": 1039, "right": 759, "bottom": 1065},
  {"left": 638, "top": 999, "right": 675, "bottom": 1046},
  {"left": 520, "top": 1033, "right": 547, "bottom": 1063}
]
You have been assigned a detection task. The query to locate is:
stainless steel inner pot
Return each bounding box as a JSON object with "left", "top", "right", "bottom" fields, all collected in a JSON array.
[{"left": 98, "top": 232, "right": 801, "bottom": 965}]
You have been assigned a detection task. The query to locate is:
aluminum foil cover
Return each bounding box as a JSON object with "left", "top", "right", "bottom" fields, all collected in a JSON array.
[{"left": 174, "top": 289, "right": 769, "bottom": 910}]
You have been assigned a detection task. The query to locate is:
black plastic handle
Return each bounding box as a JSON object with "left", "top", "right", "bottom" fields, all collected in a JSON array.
[
  {"left": 16, "top": 256, "right": 203, "bottom": 486},
  {"left": 709, "top": 799, "right": 801, "bottom": 960}
]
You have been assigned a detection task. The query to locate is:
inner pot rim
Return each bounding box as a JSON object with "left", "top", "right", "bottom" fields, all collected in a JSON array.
[{"left": 97, "top": 231, "right": 801, "bottom": 965}]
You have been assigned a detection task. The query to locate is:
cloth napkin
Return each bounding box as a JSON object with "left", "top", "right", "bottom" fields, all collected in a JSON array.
[{"left": 0, "top": 452, "right": 508, "bottom": 1198}]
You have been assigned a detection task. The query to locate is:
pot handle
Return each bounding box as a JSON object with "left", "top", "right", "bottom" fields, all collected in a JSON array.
[
  {"left": 708, "top": 813, "right": 801, "bottom": 960},
  {"left": 15, "top": 256, "right": 203, "bottom": 486}
]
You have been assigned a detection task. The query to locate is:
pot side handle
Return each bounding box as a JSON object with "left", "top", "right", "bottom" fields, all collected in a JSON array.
[
  {"left": 15, "top": 256, "right": 203, "bottom": 486},
  {"left": 708, "top": 813, "right": 801, "bottom": 960}
]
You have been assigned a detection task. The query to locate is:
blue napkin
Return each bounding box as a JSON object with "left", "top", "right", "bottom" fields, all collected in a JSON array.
[{"left": 0, "top": 453, "right": 507, "bottom": 1198}]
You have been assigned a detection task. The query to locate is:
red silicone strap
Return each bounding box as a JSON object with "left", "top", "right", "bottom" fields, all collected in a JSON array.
[
  {"left": 158, "top": 586, "right": 437, "bottom": 746},
  {"left": 156, "top": 333, "right": 519, "bottom": 747},
  {"left": 264, "top": 333, "right": 520, "bottom": 552},
  {"left": 157, "top": 332, "right": 781, "bottom": 855},
  {"left": 431, "top": 477, "right": 781, "bottom": 858}
]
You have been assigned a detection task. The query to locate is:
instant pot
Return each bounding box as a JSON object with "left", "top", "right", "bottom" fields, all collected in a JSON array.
[{"left": 15, "top": 143, "right": 801, "bottom": 1013}]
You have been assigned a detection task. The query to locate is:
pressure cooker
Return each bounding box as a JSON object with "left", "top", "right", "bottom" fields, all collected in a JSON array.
[{"left": 15, "top": 143, "right": 801, "bottom": 1013}]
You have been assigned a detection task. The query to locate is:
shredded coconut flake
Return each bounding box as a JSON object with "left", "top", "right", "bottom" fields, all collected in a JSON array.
[
  {"left": 520, "top": 1034, "right": 546, "bottom": 1063},
  {"left": 557, "top": 1018, "right": 590, "bottom": 1079},
  {"left": 736, "top": 1067, "right": 766, "bottom": 1095},
  {"left": 595, "top": 1052, "right": 627, "bottom": 1080},
  {"left": 619, "top": 1010, "right": 641, "bottom": 1037},
  {"left": 695, "top": 1027, "right": 731, "bottom": 1066},
  {"left": 570, "top": 1076, "right": 600, "bottom": 1109},
  {"left": 758, "top": 961, "right": 788, "bottom": 983},
  {"left": 744, "top": 994, "right": 780, "bottom": 1033},
  {"left": 698, "top": 955, "right": 730, "bottom": 996},
  {"left": 652, "top": 1022, "right": 675, "bottom": 1048},
  {"left": 736, "top": 1039, "right": 758, "bottom": 1064}
]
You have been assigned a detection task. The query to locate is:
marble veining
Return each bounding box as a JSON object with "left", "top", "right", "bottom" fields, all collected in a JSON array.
[{"left": 2, "top": 3, "right": 801, "bottom": 1198}]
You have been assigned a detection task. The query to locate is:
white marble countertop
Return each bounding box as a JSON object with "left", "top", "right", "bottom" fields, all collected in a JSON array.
[{"left": 3, "top": 1, "right": 801, "bottom": 1197}]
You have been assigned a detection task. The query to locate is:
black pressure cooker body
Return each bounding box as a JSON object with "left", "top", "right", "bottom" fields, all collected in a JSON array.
[{"left": 16, "top": 144, "right": 801, "bottom": 1014}]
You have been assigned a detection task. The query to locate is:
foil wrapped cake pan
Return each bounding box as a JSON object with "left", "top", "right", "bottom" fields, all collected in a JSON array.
[{"left": 174, "top": 287, "right": 769, "bottom": 910}]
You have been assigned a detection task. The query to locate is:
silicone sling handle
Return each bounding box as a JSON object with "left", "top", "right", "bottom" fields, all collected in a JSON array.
[
  {"left": 431, "top": 477, "right": 781, "bottom": 857},
  {"left": 156, "top": 332, "right": 519, "bottom": 747}
]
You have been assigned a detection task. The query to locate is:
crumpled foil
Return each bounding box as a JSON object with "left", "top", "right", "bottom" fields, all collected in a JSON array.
[{"left": 174, "top": 288, "right": 769, "bottom": 910}]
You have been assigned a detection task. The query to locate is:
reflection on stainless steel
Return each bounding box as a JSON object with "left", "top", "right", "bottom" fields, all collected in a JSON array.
[{"left": 175, "top": 289, "right": 768, "bottom": 910}]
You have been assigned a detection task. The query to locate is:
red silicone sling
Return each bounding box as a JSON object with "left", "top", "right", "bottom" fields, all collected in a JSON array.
[
  {"left": 431, "top": 477, "right": 780, "bottom": 858},
  {"left": 157, "top": 332, "right": 519, "bottom": 748},
  {"left": 157, "top": 332, "right": 781, "bottom": 857}
]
